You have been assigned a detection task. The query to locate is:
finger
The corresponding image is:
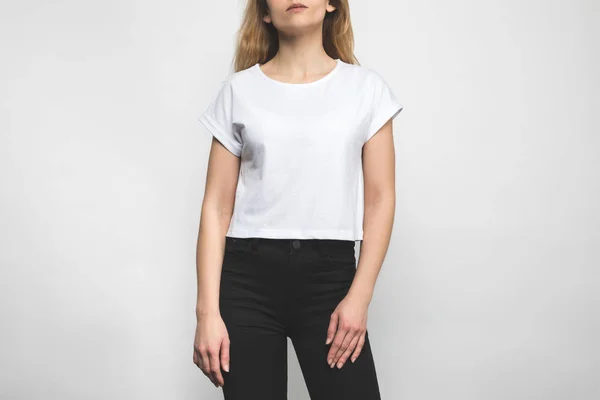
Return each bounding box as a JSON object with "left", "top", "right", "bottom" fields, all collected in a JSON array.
[
  {"left": 193, "top": 345, "right": 202, "bottom": 367},
  {"left": 327, "top": 328, "right": 348, "bottom": 368},
  {"left": 200, "top": 349, "right": 211, "bottom": 377},
  {"left": 220, "top": 337, "right": 230, "bottom": 374},
  {"left": 333, "top": 327, "right": 356, "bottom": 367},
  {"left": 194, "top": 348, "right": 203, "bottom": 369},
  {"left": 350, "top": 332, "right": 366, "bottom": 363},
  {"left": 325, "top": 312, "right": 339, "bottom": 345},
  {"left": 336, "top": 332, "right": 360, "bottom": 368},
  {"left": 209, "top": 350, "right": 224, "bottom": 387}
]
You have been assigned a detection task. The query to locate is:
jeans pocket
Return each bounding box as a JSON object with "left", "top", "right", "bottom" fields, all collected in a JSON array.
[{"left": 224, "top": 237, "right": 252, "bottom": 255}]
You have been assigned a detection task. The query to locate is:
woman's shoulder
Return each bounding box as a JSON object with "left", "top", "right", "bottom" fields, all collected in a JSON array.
[
  {"left": 336, "top": 60, "right": 392, "bottom": 94},
  {"left": 218, "top": 59, "right": 390, "bottom": 94},
  {"left": 209, "top": 62, "right": 256, "bottom": 88},
  {"left": 338, "top": 60, "right": 387, "bottom": 83}
]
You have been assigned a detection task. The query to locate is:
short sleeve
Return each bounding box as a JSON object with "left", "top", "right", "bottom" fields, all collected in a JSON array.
[
  {"left": 364, "top": 70, "right": 404, "bottom": 144},
  {"left": 197, "top": 78, "right": 243, "bottom": 157}
]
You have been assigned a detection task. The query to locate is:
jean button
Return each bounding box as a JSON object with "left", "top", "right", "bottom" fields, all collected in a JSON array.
[{"left": 292, "top": 240, "right": 301, "bottom": 249}]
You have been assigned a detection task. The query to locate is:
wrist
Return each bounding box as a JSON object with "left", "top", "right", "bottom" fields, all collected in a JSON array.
[
  {"left": 196, "top": 305, "right": 220, "bottom": 320},
  {"left": 347, "top": 286, "right": 373, "bottom": 306}
]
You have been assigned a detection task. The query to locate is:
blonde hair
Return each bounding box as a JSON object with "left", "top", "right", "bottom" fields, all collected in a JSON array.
[{"left": 232, "top": 0, "right": 359, "bottom": 72}]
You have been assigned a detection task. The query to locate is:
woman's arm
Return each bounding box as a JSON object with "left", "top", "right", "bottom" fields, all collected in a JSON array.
[
  {"left": 195, "top": 138, "right": 241, "bottom": 316},
  {"left": 350, "top": 118, "right": 396, "bottom": 303},
  {"left": 325, "top": 119, "right": 396, "bottom": 369},
  {"left": 193, "top": 138, "right": 240, "bottom": 387}
]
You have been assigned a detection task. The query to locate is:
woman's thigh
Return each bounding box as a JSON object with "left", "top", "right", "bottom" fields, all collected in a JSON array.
[
  {"left": 291, "top": 329, "right": 381, "bottom": 400},
  {"left": 219, "top": 238, "right": 288, "bottom": 399},
  {"left": 287, "top": 243, "right": 381, "bottom": 400},
  {"left": 219, "top": 326, "right": 288, "bottom": 400}
]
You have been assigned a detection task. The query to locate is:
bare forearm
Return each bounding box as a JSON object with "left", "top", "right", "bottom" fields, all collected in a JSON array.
[
  {"left": 195, "top": 202, "right": 232, "bottom": 319},
  {"left": 348, "top": 192, "right": 395, "bottom": 304}
]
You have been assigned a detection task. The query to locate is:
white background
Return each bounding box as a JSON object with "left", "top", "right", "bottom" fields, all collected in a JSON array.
[{"left": 1, "top": 0, "right": 598, "bottom": 399}]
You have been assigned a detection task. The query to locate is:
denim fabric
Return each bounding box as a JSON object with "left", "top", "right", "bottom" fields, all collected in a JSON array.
[{"left": 219, "top": 236, "right": 381, "bottom": 400}]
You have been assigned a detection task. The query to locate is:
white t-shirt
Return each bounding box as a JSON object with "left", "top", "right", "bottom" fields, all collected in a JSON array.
[{"left": 198, "top": 58, "right": 403, "bottom": 241}]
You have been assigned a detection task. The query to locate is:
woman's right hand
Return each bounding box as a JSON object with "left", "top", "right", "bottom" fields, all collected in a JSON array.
[{"left": 193, "top": 311, "right": 230, "bottom": 388}]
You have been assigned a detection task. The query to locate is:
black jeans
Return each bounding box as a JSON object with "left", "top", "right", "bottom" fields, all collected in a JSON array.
[{"left": 219, "top": 236, "right": 381, "bottom": 400}]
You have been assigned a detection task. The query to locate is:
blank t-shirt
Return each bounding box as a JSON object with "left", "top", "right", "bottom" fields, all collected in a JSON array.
[{"left": 198, "top": 58, "right": 403, "bottom": 241}]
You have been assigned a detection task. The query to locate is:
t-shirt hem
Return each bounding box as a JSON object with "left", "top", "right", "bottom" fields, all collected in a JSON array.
[
  {"left": 198, "top": 114, "right": 242, "bottom": 157},
  {"left": 226, "top": 227, "right": 362, "bottom": 241},
  {"left": 364, "top": 101, "right": 404, "bottom": 143}
]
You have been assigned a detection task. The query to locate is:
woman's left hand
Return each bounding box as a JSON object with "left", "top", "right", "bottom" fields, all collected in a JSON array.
[{"left": 325, "top": 293, "right": 369, "bottom": 369}]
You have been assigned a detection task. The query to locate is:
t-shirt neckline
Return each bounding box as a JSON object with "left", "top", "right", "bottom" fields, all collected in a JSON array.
[{"left": 253, "top": 58, "right": 342, "bottom": 87}]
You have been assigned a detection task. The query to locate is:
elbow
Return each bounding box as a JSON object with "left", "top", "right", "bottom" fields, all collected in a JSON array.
[
  {"left": 365, "top": 184, "right": 395, "bottom": 205},
  {"left": 201, "top": 196, "right": 234, "bottom": 224},
  {"left": 364, "top": 188, "right": 395, "bottom": 212}
]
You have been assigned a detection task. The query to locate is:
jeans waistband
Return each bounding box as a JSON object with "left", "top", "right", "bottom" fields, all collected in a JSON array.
[{"left": 225, "top": 236, "right": 355, "bottom": 255}]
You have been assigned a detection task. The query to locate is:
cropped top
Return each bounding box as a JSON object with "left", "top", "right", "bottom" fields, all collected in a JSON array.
[{"left": 198, "top": 58, "right": 403, "bottom": 241}]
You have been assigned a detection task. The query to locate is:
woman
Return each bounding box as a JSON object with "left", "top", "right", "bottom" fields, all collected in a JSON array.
[{"left": 194, "top": 1, "right": 403, "bottom": 399}]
